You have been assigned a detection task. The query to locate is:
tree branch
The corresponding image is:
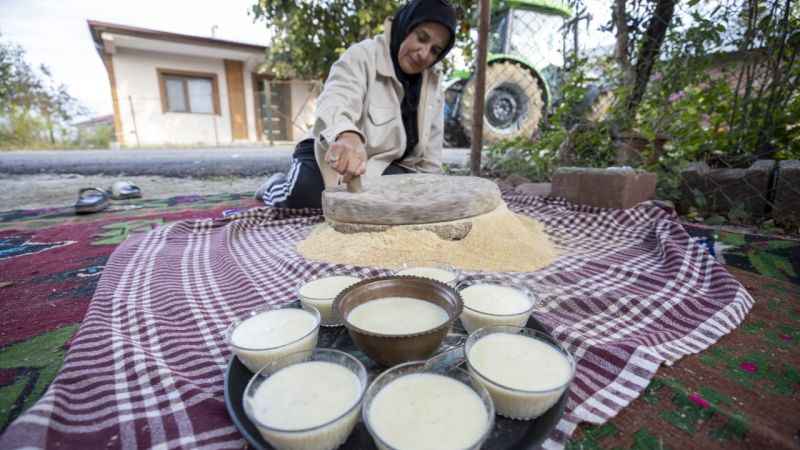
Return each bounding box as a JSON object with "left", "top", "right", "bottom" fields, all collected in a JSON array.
[
  {"left": 613, "top": 0, "right": 633, "bottom": 84},
  {"left": 625, "top": 0, "right": 676, "bottom": 116}
]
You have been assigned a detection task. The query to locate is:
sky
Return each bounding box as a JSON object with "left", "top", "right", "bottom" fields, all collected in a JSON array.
[
  {"left": 1, "top": 0, "right": 271, "bottom": 118},
  {"left": 0, "top": 0, "right": 618, "bottom": 121}
]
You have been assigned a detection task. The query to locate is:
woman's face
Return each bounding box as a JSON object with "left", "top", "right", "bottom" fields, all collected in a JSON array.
[{"left": 397, "top": 21, "right": 451, "bottom": 75}]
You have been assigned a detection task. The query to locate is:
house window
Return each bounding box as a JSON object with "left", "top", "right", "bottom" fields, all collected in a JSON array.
[{"left": 157, "top": 69, "right": 220, "bottom": 114}]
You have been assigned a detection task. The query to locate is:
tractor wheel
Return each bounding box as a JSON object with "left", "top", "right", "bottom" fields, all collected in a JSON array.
[
  {"left": 564, "top": 85, "right": 616, "bottom": 129},
  {"left": 585, "top": 89, "right": 615, "bottom": 123},
  {"left": 459, "top": 61, "right": 546, "bottom": 145}
]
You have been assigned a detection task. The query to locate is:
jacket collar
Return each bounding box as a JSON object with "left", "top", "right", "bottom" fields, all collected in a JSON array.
[
  {"left": 377, "top": 18, "right": 397, "bottom": 78},
  {"left": 377, "top": 18, "right": 442, "bottom": 81}
]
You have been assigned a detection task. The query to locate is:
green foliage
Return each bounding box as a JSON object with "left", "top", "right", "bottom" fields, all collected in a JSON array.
[
  {"left": 484, "top": 135, "right": 558, "bottom": 181},
  {"left": 0, "top": 106, "right": 45, "bottom": 147},
  {"left": 74, "top": 124, "right": 113, "bottom": 149},
  {"left": 631, "top": 0, "right": 800, "bottom": 219},
  {"left": 251, "top": 0, "right": 477, "bottom": 80},
  {"left": 0, "top": 33, "right": 86, "bottom": 148},
  {"left": 637, "top": 7, "right": 800, "bottom": 171}
]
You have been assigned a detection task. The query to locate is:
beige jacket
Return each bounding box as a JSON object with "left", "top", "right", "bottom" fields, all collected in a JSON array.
[{"left": 313, "top": 18, "right": 445, "bottom": 188}]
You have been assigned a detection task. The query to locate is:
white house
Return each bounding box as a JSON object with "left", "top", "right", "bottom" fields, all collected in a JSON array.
[{"left": 88, "top": 20, "right": 318, "bottom": 147}]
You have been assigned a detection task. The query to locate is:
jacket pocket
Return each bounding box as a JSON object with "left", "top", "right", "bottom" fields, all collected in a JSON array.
[
  {"left": 365, "top": 106, "right": 399, "bottom": 151},
  {"left": 368, "top": 106, "right": 396, "bottom": 126}
]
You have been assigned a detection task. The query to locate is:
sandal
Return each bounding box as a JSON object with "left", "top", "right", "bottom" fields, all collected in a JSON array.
[
  {"left": 109, "top": 181, "right": 142, "bottom": 200},
  {"left": 75, "top": 188, "right": 110, "bottom": 214}
]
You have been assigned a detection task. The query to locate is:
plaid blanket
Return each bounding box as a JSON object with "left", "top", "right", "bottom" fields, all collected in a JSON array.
[{"left": 0, "top": 194, "right": 754, "bottom": 450}]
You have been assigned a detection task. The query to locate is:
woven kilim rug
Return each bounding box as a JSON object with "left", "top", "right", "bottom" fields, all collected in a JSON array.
[
  {"left": 0, "top": 192, "right": 764, "bottom": 450},
  {"left": 2, "top": 192, "right": 799, "bottom": 449},
  {"left": 569, "top": 266, "right": 800, "bottom": 449},
  {"left": 0, "top": 193, "right": 258, "bottom": 433},
  {"left": 682, "top": 223, "right": 799, "bottom": 286}
]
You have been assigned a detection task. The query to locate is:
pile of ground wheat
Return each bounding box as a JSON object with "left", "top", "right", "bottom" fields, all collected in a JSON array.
[{"left": 297, "top": 203, "right": 558, "bottom": 272}]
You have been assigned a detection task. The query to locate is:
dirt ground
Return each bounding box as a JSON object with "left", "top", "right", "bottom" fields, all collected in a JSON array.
[{"left": 0, "top": 173, "right": 267, "bottom": 211}]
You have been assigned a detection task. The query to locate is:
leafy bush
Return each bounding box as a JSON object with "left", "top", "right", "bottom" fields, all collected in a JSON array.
[
  {"left": 484, "top": 135, "right": 558, "bottom": 181},
  {"left": 74, "top": 124, "right": 113, "bottom": 149}
]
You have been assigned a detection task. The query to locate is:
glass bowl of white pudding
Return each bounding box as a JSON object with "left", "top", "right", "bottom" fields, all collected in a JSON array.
[
  {"left": 298, "top": 275, "right": 361, "bottom": 326},
  {"left": 394, "top": 262, "right": 460, "bottom": 286},
  {"left": 458, "top": 281, "right": 538, "bottom": 334},
  {"left": 244, "top": 348, "right": 368, "bottom": 450},
  {"left": 226, "top": 303, "right": 321, "bottom": 373},
  {"left": 465, "top": 325, "right": 575, "bottom": 420},
  {"left": 363, "top": 360, "right": 495, "bottom": 450}
]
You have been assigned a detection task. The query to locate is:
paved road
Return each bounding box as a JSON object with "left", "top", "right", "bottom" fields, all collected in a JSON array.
[{"left": 0, "top": 146, "right": 471, "bottom": 177}]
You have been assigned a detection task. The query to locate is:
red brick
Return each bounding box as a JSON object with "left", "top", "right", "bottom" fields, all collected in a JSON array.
[{"left": 551, "top": 167, "right": 657, "bottom": 209}]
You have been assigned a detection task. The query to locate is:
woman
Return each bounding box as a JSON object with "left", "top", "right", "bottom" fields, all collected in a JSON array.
[{"left": 257, "top": 0, "right": 458, "bottom": 208}]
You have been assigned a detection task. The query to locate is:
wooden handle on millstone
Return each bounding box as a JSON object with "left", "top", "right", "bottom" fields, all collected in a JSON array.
[{"left": 346, "top": 175, "right": 363, "bottom": 193}]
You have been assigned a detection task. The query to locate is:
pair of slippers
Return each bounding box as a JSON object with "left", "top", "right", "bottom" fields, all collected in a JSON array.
[{"left": 75, "top": 181, "right": 142, "bottom": 214}]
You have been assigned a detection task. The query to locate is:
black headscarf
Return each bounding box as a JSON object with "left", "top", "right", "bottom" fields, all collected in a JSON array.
[{"left": 389, "top": 0, "right": 457, "bottom": 159}]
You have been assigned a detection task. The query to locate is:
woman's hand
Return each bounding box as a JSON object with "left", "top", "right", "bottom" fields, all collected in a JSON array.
[{"left": 326, "top": 131, "right": 367, "bottom": 182}]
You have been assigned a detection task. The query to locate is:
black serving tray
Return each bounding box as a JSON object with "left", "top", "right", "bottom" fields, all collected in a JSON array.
[{"left": 224, "top": 314, "right": 568, "bottom": 450}]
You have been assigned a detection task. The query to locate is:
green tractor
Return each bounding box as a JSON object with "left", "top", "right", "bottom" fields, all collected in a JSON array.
[{"left": 444, "top": 0, "right": 572, "bottom": 146}]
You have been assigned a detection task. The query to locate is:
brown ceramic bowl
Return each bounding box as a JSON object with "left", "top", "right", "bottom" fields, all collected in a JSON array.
[{"left": 333, "top": 275, "right": 463, "bottom": 367}]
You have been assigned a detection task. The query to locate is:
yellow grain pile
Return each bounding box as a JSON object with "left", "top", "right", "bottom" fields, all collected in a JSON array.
[{"left": 297, "top": 203, "right": 558, "bottom": 272}]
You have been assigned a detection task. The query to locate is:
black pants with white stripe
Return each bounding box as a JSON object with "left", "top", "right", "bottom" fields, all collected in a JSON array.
[{"left": 263, "top": 138, "right": 412, "bottom": 209}]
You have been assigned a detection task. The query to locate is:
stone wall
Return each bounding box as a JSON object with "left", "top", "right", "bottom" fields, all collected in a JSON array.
[
  {"left": 679, "top": 160, "right": 775, "bottom": 219},
  {"left": 680, "top": 159, "right": 799, "bottom": 227},
  {"left": 773, "top": 160, "right": 800, "bottom": 228}
]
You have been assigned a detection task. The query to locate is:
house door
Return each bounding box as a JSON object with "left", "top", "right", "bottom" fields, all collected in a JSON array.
[{"left": 254, "top": 77, "right": 291, "bottom": 142}]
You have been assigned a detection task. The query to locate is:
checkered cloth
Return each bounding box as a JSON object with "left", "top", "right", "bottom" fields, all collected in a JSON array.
[{"left": 0, "top": 194, "right": 754, "bottom": 449}]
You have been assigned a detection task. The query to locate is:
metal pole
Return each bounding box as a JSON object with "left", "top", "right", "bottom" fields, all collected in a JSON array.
[
  {"left": 128, "top": 95, "right": 140, "bottom": 147},
  {"left": 573, "top": 19, "right": 579, "bottom": 58},
  {"left": 265, "top": 81, "right": 274, "bottom": 146},
  {"left": 213, "top": 114, "right": 219, "bottom": 146},
  {"left": 470, "top": 0, "right": 490, "bottom": 176}
]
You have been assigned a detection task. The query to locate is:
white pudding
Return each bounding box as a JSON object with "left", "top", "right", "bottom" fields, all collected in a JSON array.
[
  {"left": 346, "top": 297, "right": 449, "bottom": 335},
  {"left": 467, "top": 332, "right": 572, "bottom": 419},
  {"left": 299, "top": 275, "right": 360, "bottom": 326},
  {"left": 459, "top": 283, "right": 535, "bottom": 333},
  {"left": 396, "top": 266, "right": 458, "bottom": 285},
  {"left": 229, "top": 307, "right": 319, "bottom": 373},
  {"left": 367, "top": 373, "right": 490, "bottom": 450},
  {"left": 247, "top": 361, "right": 362, "bottom": 450}
]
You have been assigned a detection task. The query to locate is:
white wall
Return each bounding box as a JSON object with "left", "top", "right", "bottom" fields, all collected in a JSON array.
[
  {"left": 289, "top": 80, "right": 318, "bottom": 141},
  {"left": 112, "top": 47, "right": 259, "bottom": 146}
]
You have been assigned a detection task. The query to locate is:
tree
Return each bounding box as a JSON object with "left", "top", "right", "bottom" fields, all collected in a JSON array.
[
  {"left": 633, "top": 0, "right": 799, "bottom": 166},
  {"left": 36, "top": 66, "right": 86, "bottom": 144},
  {"left": 0, "top": 38, "right": 43, "bottom": 113},
  {"left": 611, "top": 0, "right": 677, "bottom": 121},
  {"left": 0, "top": 34, "right": 85, "bottom": 147},
  {"left": 250, "top": 0, "right": 477, "bottom": 80}
]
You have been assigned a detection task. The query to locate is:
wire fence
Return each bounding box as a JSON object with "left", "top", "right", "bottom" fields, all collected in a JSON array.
[
  {"left": 460, "top": 0, "right": 799, "bottom": 232},
  {"left": 445, "top": 5, "right": 565, "bottom": 148}
]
